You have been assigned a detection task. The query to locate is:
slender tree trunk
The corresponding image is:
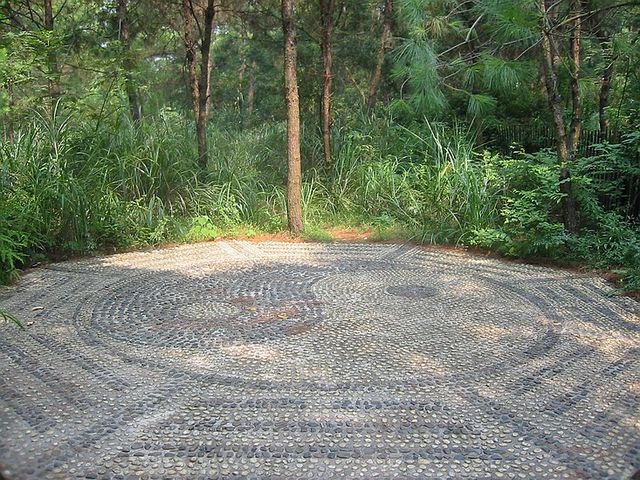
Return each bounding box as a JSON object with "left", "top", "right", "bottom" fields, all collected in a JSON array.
[
  {"left": 182, "top": 0, "right": 216, "bottom": 171},
  {"left": 196, "top": 0, "right": 216, "bottom": 171},
  {"left": 367, "top": 0, "right": 393, "bottom": 110},
  {"left": 182, "top": 0, "right": 200, "bottom": 120},
  {"left": 563, "top": 0, "right": 582, "bottom": 233},
  {"left": 539, "top": 0, "right": 579, "bottom": 233},
  {"left": 281, "top": 0, "right": 303, "bottom": 234},
  {"left": 246, "top": 58, "right": 256, "bottom": 118},
  {"left": 117, "top": 0, "right": 142, "bottom": 123},
  {"left": 238, "top": 54, "right": 246, "bottom": 110},
  {"left": 44, "top": 0, "right": 60, "bottom": 101},
  {"left": 567, "top": 3, "right": 582, "bottom": 154},
  {"left": 596, "top": 28, "right": 613, "bottom": 132},
  {"left": 319, "top": 0, "right": 335, "bottom": 165},
  {"left": 540, "top": 1, "right": 568, "bottom": 160},
  {"left": 599, "top": 63, "right": 613, "bottom": 132}
]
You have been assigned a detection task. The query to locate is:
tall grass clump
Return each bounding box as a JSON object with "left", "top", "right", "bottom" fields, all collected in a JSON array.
[
  {"left": 2, "top": 105, "right": 94, "bottom": 252},
  {"left": 310, "top": 118, "right": 499, "bottom": 242},
  {"left": 266, "top": 115, "right": 499, "bottom": 244},
  {"left": 402, "top": 122, "right": 500, "bottom": 243},
  {"left": 92, "top": 111, "right": 199, "bottom": 210},
  {"left": 0, "top": 102, "right": 301, "bottom": 282}
]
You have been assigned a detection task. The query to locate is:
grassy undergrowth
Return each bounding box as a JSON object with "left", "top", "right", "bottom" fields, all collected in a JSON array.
[{"left": 1, "top": 107, "right": 638, "bottom": 292}]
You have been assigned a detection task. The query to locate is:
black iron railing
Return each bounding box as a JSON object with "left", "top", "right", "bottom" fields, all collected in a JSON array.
[{"left": 487, "top": 124, "right": 640, "bottom": 219}]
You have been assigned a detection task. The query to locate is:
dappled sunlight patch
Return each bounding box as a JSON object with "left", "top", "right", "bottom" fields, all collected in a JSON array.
[
  {"left": 463, "top": 323, "right": 517, "bottom": 341},
  {"left": 221, "top": 343, "right": 281, "bottom": 362},
  {"left": 160, "top": 346, "right": 190, "bottom": 360},
  {"left": 575, "top": 335, "right": 638, "bottom": 358},
  {"left": 408, "top": 353, "right": 449, "bottom": 375},
  {"left": 560, "top": 321, "right": 639, "bottom": 357},
  {"left": 182, "top": 352, "right": 220, "bottom": 370},
  {"left": 449, "top": 281, "right": 492, "bottom": 297},
  {"left": 96, "top": 242, "right": 268, "bottom": 275}
]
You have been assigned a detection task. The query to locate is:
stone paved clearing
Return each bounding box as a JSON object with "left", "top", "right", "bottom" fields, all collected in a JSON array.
[{"left": 0, "top": 241, "right": 639, "bottom": 479}]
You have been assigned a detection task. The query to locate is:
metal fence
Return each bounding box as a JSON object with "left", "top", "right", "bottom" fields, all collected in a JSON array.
[
  {"left": 490, "top": 124, "right": 620, "bottom": 157},
  {"left": 488, "top": 124, "right": 640, "bottom": 219}
]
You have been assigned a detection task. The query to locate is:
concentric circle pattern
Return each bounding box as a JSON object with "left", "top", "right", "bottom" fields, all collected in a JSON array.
[{"left": 0, "top": 241, "right": 639, "bottom": 479}]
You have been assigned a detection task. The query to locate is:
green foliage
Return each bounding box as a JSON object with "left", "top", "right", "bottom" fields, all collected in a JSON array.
[
  {"left": 302, "top": 225, "right": 333, "bottom": 243},
  {"left": 407, "top": 123, "right": 499, "bottom": 243},
  {"left": 568, "top": 212, "right": 640, "bottom": 268},
  {"left": 2, "top": 108, "right": 639, "bottom": 292},
  {"left": 0, "top": 135, "right": 40, "bottom": 282},
  {"left": 0, "top": 103, "right": 230, "bottom": 278},
  {"left": 393, "top": 0, "right": 537, "bottom": 122},
  {"left": 0, "top": 228, "right": 27, "bottom": 284},
  {"left": 467, "top": 146, "right": 640, "bottom": 291},
  {"left": 470, "top": 150, "right": 568, "bottom": 257},
  {"left": 184, "top": 216, "right": 220, "bottom": 242}
]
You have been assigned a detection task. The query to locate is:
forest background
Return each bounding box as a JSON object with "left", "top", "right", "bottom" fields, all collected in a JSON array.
[{"left": 1, "top": 0, "right": 639, "bottom": 290}]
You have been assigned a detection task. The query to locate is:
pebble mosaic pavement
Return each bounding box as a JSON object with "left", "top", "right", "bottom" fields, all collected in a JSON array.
[{"left": 0, "top": 240, "right": 639, "bottom": 480}]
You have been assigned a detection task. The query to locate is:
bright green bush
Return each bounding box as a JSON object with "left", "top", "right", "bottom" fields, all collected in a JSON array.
[
  {"left": 468, "top": 146, "right": 640, "bottom": 290},
  {"left": 469, "top": 150, "right": 569, "bottom": 257},
  {"left": 184, "top": 216, "right": 220, "bottom": 242}
]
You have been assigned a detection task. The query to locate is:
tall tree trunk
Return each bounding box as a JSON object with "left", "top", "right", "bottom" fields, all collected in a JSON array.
[
  {"left": 567, "top": 2, "right": 582, "bottom": 154},
  {"left": 539, "top": 0, "right": 579, "bottom": 233},
  {"left": 598, "top": 63, "right": 613, "bottom": 132},
  {"left": 596, "top": 28, "right": 613, "bottom": 132},
  {"left": 117, "top": 0, "right": 142, "bottom": 123},
  {"left": 319, "top": 0, "right": 335, "bottom": 165},
  {"left": 540, "top": 0, "right": 568, "bottom": 160},
  {"left": 563, "top": 0, "right": 582, "bottom": 233},
  {"left": 182, "top": 0, "right": 216, "bottom": 171},
  {"left": 182, "top": 0, "right": 200, "bottom": 120},
  {"left": 44, "top": 0, "right": 60, "bottom": 101},
  {"left": 196, "top": 0, "right": 216, "bottom": 171},
  {"left": 246, "top": 58, "right": 256, "bottom": 119},
  {"left": 281, "top": 0, "right": 303, "bottom": 234},
  {"left": 367, "top": 0, "right": 393, "bottom": 110}
]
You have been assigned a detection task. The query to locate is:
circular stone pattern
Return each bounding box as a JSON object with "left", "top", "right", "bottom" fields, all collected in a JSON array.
[
  {"left": 310, "top": 267, "right": 550, "bottom": 383},
  {"left": 385, "top": 284, "right": 438, "bottom": 298},
  {"left": 0, "top": 241, "right": 638, "bottom": 480},
  {"left": 176, "top": 301, "right": 242, "bottom": 322},
  {"left": 85, "top": 264, "right": 326, "bottom": 350}
]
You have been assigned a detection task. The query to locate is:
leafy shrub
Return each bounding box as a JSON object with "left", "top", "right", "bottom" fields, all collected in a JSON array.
[
  {"left": 468, "top": 145, "right": 640, "bottom": 290},
  {"left": 470, "top": 150, "right": 569, "bottom": 257},
  {"left": 184, "top": 216, "right": 220, "bottom": 242}
]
